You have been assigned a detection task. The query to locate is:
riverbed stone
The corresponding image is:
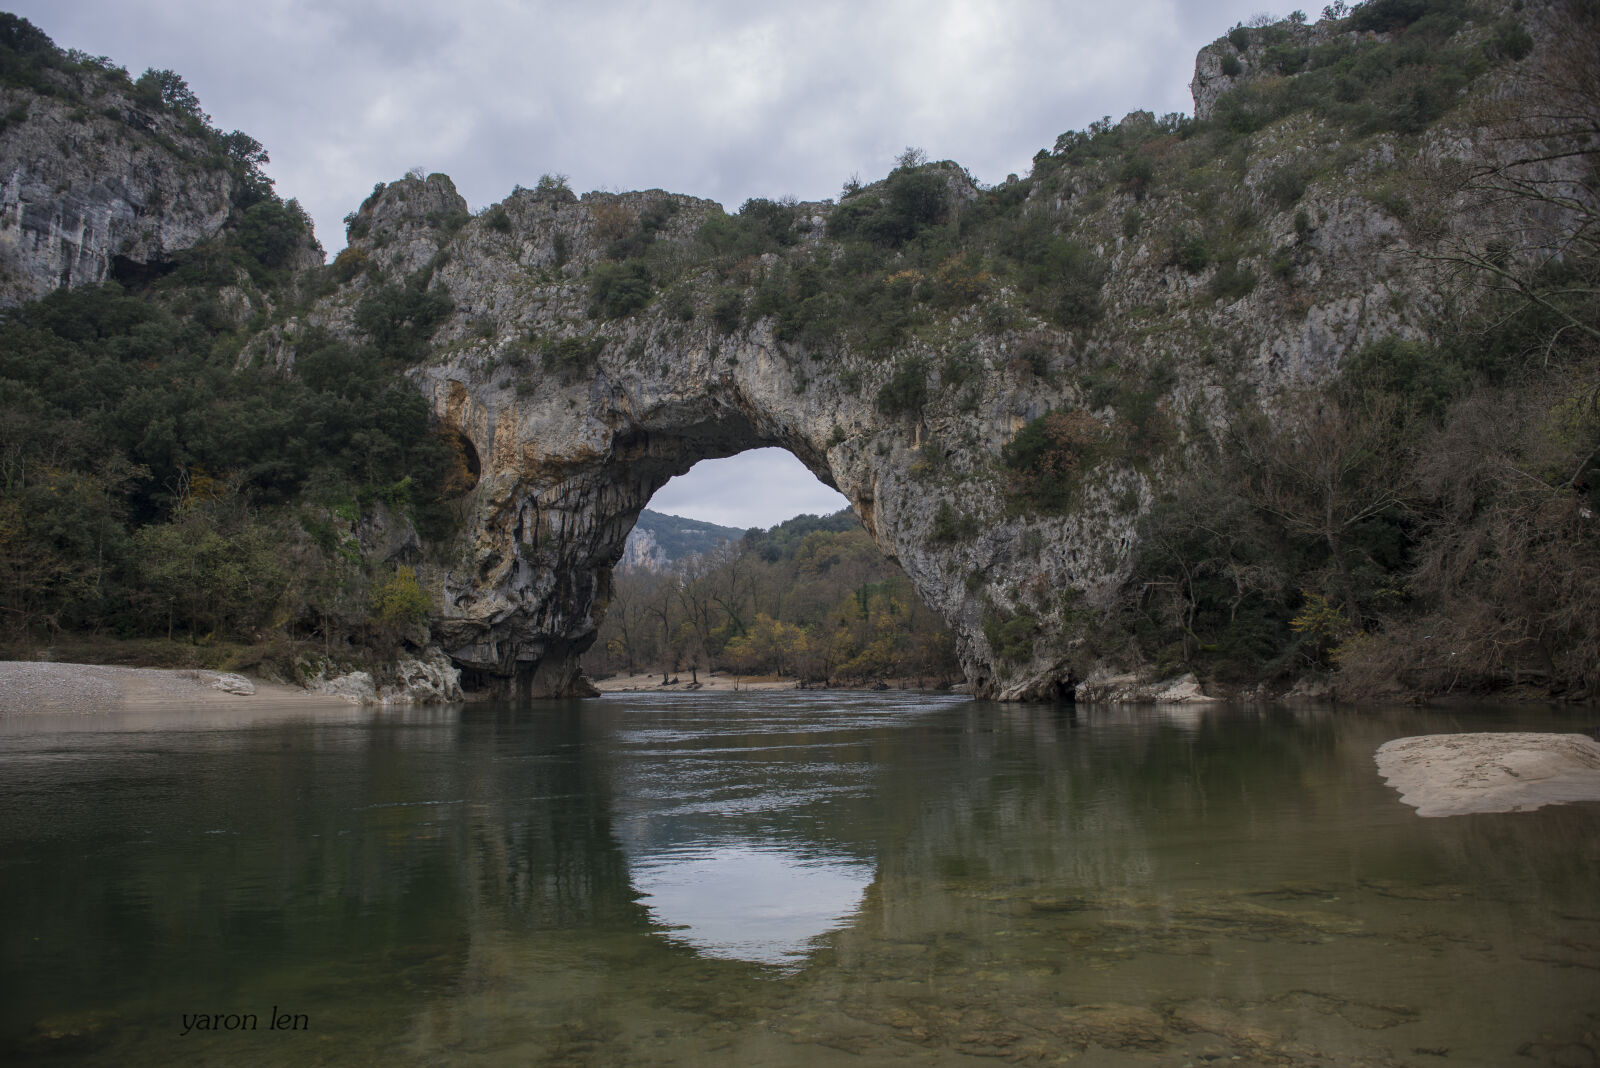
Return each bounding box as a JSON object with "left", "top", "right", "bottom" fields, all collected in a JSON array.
[{"left": 201, "top": 672, "right": 255, "bottom": 695}]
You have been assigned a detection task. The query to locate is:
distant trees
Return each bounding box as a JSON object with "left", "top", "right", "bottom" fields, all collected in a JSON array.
[{"left": 583, "top": 513, "right": 958, "bottom": 685}]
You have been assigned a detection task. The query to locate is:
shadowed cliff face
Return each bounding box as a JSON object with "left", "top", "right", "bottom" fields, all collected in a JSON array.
[{"left": 0, "top": 86, "right": 235, "bottom": 306}]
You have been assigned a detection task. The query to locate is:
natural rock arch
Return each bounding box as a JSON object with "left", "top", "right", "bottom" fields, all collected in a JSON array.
[
  {"left": 418, "top": 340, "right": 945, "bottom": 698},
  {"left": 312, "top": 178, "right": 1173, "bottom": 702},
  {"left": 298, "top": 153, "right": 1455, "bottom": 702}
]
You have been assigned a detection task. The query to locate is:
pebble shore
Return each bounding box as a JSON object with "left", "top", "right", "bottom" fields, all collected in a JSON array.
[{"left": 0, "top": 661, "right": 329, "bottom": 715}]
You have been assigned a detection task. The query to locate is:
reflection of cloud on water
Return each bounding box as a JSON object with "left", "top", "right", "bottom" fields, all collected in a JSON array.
[{"left": 630, "top": 842, "right": 872, "bottom": 967}]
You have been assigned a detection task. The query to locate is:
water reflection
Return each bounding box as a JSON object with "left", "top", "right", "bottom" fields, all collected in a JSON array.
[
  {"left": 2, "top": 694, "right": 1598, "bottom": 1066},
  {"left": 630, "top": 841, "right": 872, "bottom": 966}
]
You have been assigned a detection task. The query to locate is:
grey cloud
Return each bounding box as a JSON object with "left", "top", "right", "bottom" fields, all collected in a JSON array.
[{"left": 12, "top": 0, "right": 1269, "bottom": 251}]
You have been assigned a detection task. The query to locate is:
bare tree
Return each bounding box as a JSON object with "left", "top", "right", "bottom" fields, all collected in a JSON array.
[
  {"left": 1418, "top": 1, "right": 1600, "bottom": 350},
  {"left": 1229, "top": 391, "right": 1409, "bottom": 627}
]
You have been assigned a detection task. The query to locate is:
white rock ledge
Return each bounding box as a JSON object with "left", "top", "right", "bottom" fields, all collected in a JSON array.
[
  {"left": 1075, "top": 672, "right": 1217, "bottom": 704},
  {"left": 1376, "top": 732, "right": 1600, "bottom": 817}
]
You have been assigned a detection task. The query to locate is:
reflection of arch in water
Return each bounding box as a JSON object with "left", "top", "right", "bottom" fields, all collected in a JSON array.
[{"left": 628, "top": 841, "right": 872, "bottom": 968}]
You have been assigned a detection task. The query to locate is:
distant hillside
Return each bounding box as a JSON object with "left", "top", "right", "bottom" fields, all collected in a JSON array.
[
  {"left": 742, "top": 509, "right": 860, "bottom": 562},
  {"left": 620, "top": 510, "right": 744, "bottom": 571}
]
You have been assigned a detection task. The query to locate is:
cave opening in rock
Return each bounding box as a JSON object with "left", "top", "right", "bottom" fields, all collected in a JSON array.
[{"left": 577, "top": 447, "right": 958, "bottom": 691}]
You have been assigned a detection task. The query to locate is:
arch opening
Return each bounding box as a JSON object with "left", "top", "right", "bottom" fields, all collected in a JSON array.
[{"left": 577, "top": 447, "right": 958, "bottom": 693}]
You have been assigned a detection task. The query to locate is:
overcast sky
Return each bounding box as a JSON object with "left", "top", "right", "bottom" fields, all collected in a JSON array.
[{"left": 15, "top": 0, "right": 1278, "bottom": 529}]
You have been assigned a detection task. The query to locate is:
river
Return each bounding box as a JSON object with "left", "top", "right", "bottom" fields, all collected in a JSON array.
[{"left": 2, "top": 691, "right": 1597, "bottom": 1065}]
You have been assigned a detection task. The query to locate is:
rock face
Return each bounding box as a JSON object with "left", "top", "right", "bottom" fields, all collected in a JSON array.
[
  {"left": 619, "top": 509, "right": 743, "bottom": 573},
  {"left": 0, "top": 71, "right": 239, "bottom": 306},
  {"left": 618, "top": 525, "right": 670, "bottom": 573},
  {"left": 305, "top": 647, "right": 464, "bottom": 705},
  {"left": 263, "top": 13, "right": 1568, "bottom": 701}
]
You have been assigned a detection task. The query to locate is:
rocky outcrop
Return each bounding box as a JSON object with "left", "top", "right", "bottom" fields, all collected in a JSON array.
[
  {"left": 619, "top": 525, "right": 670, "bottom": 573},
  {"left": 304, "top": 646, "right": 464, "bottom": 705},
  {"left": 0, "top": 72, "right": 238, "bottom": 306},
  {"left": 4, "top": 7, "right": 1561, "bottom": 702},
  {"left": 251, "top": 8, "right": 1571, "bottom": 702},
  {"left": 1074, "top": 672, "right": 1216, "bottom": 704}
]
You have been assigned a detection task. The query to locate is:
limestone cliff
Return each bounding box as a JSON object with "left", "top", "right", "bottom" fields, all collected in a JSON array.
[
  {"left": 0, "top": 72, "right": 231, "bottom": 305},
  {"left": 0, "top": 21, "right": 323, "bottom": 310},
  {"left": 242, "top": 1, "right": 1580, "bottom": 701}
]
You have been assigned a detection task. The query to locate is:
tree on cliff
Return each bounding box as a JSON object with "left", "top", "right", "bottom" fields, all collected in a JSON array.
[{"left": 134, "top": 68, "right": 206, "bottom": 122}]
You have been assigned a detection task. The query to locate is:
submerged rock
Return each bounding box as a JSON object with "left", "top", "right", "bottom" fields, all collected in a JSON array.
[{"left": 1376, "top": 733, "right": 1600, "bottom": 817}]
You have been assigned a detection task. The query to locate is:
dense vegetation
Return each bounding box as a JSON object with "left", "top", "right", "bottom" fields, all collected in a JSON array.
[
  {"left": 584, "top": 511, "right": 957, "bottom": 686},
  {"left": 1103, "top": 1, "right": 1600, "bottom": 699},
  {"left": 0, "top": 16, "right": 468, "bottom": 669}
]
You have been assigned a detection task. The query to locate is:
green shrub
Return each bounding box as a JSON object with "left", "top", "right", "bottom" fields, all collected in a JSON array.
[
  {"left": 941, "top": 344, "right": 981, "bottom": 388},
  {"left": 828, "top": 165, "right": 948, "bottom": 247},
  {"left": 1209, "top": 261, "right": 1258, "bottom": 302},
  {"left": 1264, "top": 43, "right": 1308, "bottom": 76},
  {"left": 1489, "top": 19, "right": 1533, "bottom": 61},
  {"left": 665, "top": 289, "right": 694, "bottom": 322},
  {"left": 711, "top": 288, "right": 744, "bottom": 334},
  {"left": 1118, "top": 155, "right": 1155, "bottom": 199},
  {"left": 1270, "top": 248, "right": 1297, "bottom": 281},
  {"left": 237, "top": 198, "right": 309, "bottom": 273},
  {"left": 1265, "top": 162, "right": 1309, "bottom": 209},
  {"left": 983, "top": 607, "right": 1040, "bottom": 663},
  {"left": 1348, "top": 0, "right": 1451, "bottom": 33},
  {"left": 1173, "top": 234, "right": 1211, "bottom": 273},
  {"left": 1002, "top": 409, "right": 1115, "bottom": 511},
  {"left": 531, "top": 173, "right": 576, "bottom": 204},
  {"left": 1337, "top": 336, "right": 1468, "bottom": 420},
  {"left": 1017, "top": 237, "right": 1105, "bottom": 329},
  {"left": 588, "top": 260, "right": 652, "bottom": 318},
  {"left": 354, "top": 283, "right": 453, "bottom": 361},
  {"left": 876, "top": 360, "right": 929, "bottom": 418},
  {"left": 541, "top": 334, "right": 607, "bottom": 375},
  {"left": 1220, "top": 53, "right": 1243, "bottom": 77},
  {"left": 699, "top": 198, "right": 800, "bottom": 259},
  {"left": 929, "top": 501, "right": 979, "bottom": 542},
  {"left": 370, "top": 566, "right": 430, "bottom": 633}
]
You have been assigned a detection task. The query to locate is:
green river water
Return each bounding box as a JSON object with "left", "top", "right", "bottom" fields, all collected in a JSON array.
[{"left": 1, "top": 691, "right": 1597, "bottom": 1065}]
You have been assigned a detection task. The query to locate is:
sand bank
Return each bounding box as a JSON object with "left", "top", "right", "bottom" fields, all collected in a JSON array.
[
  {"left": 0, "top": 660, "right": 334, "bottom": 716},
  {"left": 1376, "top": 732, "right": 1600, "bottom": 817}
]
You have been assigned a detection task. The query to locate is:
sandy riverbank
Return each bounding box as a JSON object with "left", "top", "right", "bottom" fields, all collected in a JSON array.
[{"left": 0, "top": 660, "right": 336, "bottom": 715}]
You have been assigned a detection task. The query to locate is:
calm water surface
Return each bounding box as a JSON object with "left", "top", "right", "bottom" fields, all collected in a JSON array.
[{"left": 2, "top": 692, "right": 1597, "bottom": 1065}]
